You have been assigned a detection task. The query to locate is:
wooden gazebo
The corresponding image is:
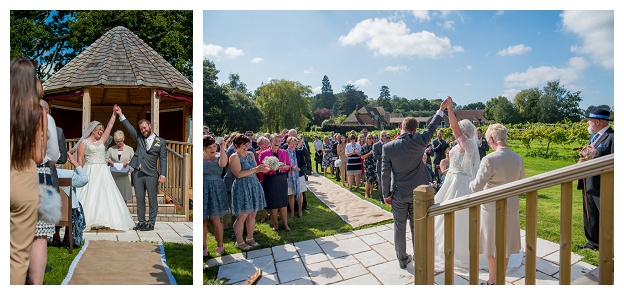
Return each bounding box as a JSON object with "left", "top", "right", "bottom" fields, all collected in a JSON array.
[{"left": 42, "top": 26, "right": 193, "bottom": 221}]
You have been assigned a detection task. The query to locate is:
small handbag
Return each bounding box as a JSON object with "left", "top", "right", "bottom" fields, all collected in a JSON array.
[{"left": 37, "top": 112, "right": 62, "bottom": 224}]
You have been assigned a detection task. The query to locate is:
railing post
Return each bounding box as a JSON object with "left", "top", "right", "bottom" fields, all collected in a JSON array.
[
  {"left": 468, "top": 206, "right": 480, "bottom": 284},
  {"left": 495, "top": 199, "right": 507, "bottom": 285},
  {"left": 443, "top": 212, "right": 455, "bottom": 285},
  {"left": 559, "top": 182, "right": 573, "bottom": 285},
  {"left": 413, "top": 185, "right": 436, "bottom": 285},
  {"left": 599, "top": 171, "right": 614, "bottom": 285},
  {"left": 525, "top": 190, "right": 538, "bottom": 285},
  {"left": 182, "top": 153, "right": 190, "bottom": 221}
]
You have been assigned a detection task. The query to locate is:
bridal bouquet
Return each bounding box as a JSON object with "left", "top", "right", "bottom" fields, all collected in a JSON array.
[{"left": 262, "top": 156, "right": 280, "bottom": 171}]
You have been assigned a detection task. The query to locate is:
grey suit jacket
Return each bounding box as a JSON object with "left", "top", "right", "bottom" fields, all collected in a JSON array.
[
  {"left": 121, "top": 119, "right": 167, "bottom": 178},
  {"left": 372, "top": 140, "right": 383, "bottom": 174},
  {"left": 381, "top": 115, "right": 442, "bottom": 202}
]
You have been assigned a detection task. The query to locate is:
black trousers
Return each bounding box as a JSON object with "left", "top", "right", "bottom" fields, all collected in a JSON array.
[{"left": 582, "top": 192, "right": 600, "bottom": 247}]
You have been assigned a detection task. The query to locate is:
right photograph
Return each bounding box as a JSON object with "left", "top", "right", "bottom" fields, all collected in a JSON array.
[{"left": 202, "top": 10, "right": 614, "bottom": 285}]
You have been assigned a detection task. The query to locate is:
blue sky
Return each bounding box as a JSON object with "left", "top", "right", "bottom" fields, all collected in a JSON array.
[{"left": 203, "top": 10, "right": 614, "bottom": 111}]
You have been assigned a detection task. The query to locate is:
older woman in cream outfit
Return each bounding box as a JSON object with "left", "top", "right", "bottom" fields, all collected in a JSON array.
[{"left": 107, "top": 130, "right": 135, "bottom": 203}]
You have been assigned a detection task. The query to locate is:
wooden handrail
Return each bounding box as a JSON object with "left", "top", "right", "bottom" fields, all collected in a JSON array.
[{"left": 414, "top": 153, "right": 614, "bottom": 285}]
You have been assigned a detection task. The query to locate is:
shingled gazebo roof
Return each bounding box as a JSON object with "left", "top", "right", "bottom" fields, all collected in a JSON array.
[{"left": 42, "top": 26, "right": 192, "bottom": 102}]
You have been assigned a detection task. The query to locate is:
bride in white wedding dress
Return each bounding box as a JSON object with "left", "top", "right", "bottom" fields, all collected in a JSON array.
[
  {"left": 70, "top": 110, "right": 135, "bottom": 231},
  {"left": 433, "top": 98, "right": 521, "bottom": 274}
]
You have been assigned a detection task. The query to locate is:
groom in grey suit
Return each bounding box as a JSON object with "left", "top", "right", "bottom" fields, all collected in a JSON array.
[
  {"left": 381, "top": 97, "right": 449, "bottom": 269},
  {"left": 114, "top": 105, "right": 168, "bottom": 231}
]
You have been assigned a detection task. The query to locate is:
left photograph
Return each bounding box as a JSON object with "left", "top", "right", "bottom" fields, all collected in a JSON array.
[{"left": 9, "top": 10, "right": 193, "bottom": 285}]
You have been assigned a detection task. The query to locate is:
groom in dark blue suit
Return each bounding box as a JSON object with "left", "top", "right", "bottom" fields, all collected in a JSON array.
[{"left": 577, "top": 108, "right": 613, "bottom": 250}]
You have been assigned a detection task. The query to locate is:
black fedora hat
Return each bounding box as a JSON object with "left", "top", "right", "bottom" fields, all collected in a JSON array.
[{"left": 585, "top": 108, "right": 613, "bottom": 121}]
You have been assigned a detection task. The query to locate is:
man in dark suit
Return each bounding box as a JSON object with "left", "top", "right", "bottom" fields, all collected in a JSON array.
[
  {"left": 476, "top": 128, "right": 490, "bottom": 160},
  {"left": 431, "top": 130, "right": 449, "bottom": 183},
  {"left": 577, "top": 108, "right": 614, "bottom": 250},
  {"left": 372, "top": 131, "right": 389, "bottom": 204},
  {"left": 381, "top": 97, "right": 449, "bottom": 269},
  {"left": 115, "top": 105, "right": 168, "bottom": 231}
]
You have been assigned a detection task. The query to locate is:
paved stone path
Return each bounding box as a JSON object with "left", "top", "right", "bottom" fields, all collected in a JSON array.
[
  {"left": 82, "top": 221, "right": 193, "bottom": 244},
  {"left": 205, "top": 174, "right": 596, "bottom": 285},
  {"left": 206, "top": 225, "right": 596, "bottom": 285}
]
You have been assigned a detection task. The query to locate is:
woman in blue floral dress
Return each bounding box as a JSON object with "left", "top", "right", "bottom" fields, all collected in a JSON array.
[
  {"left": 203, "top": 136, "right": 229, "bottom": 257},
  {"left": 229, "top": 134, "right": 269, "bottom": 251}
]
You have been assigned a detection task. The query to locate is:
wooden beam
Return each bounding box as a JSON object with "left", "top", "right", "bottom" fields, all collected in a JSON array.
[
  {"left": 559, "top": 182, "right": 573, "bottom": 285},
  {"left": 524, "top": 190, "right": 538, "bottom": 285},
  {"left": 82, "top": 87, "right": 91, "bottom": 132},
  {"left": 599, "top": 171, "right": 614, "bottom": 285},
  {"left": 444, "top": 212, "right": 455, "bottom": 285},
  {"left": 151, "top": 89, "right": 160, "bottom": 136},
  {"left": 468, "top": 206, "right": 480, "bottom": 285},
  {"left": 495, "top": 198, "right": 507, "bottom": 285},
  {"left": 413, "top": 185, "right": 436, "bottom": 285},
  {"left": 183, "top": 105, "right": 190, "bottom": 142}
]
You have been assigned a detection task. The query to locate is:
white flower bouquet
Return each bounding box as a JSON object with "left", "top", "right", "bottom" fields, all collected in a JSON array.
[{"left": 262, "top": 156, "right": 280, "bottom": 171}]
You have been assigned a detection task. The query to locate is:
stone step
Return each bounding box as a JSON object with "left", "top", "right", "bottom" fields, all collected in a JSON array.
[
  {"left": 126, "top": 202, "right": 178, "bottom": 215},
  {"left": 131, "top": 213, "right": 187, "bottom": 222},
  {"left": 130, "top": 193, "right": 168, "bottom": 204}
]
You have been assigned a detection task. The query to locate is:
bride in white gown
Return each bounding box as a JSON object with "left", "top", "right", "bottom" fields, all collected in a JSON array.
[
  {"left": 70, "top": 110, "right": 135, "bottom": 231},
  {"left": 433, "top": 97, "right": 521, "bottom": 274}
]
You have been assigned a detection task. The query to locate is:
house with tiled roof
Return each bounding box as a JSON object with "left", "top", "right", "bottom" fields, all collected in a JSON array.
[{"left": 342, "top": 106, "right": 402, "bottom": 130}]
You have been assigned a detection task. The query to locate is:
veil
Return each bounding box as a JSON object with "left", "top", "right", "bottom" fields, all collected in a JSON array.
[
  {"left": 458, "top": 119, "right": 481, "bottom": 178},
  {"left": 68, "top": 121, "right": 113, "bottom": 154}
]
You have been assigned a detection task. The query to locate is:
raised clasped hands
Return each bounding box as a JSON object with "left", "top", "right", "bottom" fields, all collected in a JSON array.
[{"left": 113, "top": 104, "right": 123, "bottom": 116}]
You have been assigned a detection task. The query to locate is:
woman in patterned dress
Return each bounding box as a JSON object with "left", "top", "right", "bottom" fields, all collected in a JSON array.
[
  {"left": 229, "top": 134, "right": 269, "bottom": 251},
  {"left": 321, "top": 136, "right": 333, "bottom": 177},
  {"left": 360, "top": 134, "right": 377, "bottom": 198},
  {"left": 203, "top": 136, "right": 229, "bottom": 257}
]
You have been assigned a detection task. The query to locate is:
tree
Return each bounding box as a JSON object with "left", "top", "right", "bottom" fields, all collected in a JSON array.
[
  {"left": 485, "top": 95, "right": 522, "bottom": 124},
  {"left": 513, "top": 88, "right": 541, "bottom": 122},
  {"left": 377, "top": 85, "right": 393, "bottom": 112},
  {"left": 314, "top": 75, "right": 337, "bottom": 111},
  {"left": 334, "top": 84, "right": 368, "bottom": 116},
  {"left": 227, "top": 73, "right": 251, "bottom": 97},
  {"left": 203, "top": 59, "right": 231, "bottom": 135},
  {"left": 542, "top": 80, "right": 583, "bottom": 122},
  {"left": 10, "top": 10, "right": 193, "bottom": 81},
  {"left": 228, "top": 90, "right": 264, "bottom": 132},
  {"left": 255, "top": 79, "right": 312, "bottom": 133},
  {"left": 459, "top": 102, "right": 486, "bottom": 110},
  {"left": 312, "top": 108, "right": 333, "bottom": 126}
]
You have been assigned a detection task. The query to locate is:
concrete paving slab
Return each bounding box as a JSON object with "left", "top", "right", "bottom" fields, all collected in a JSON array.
[
  {"left": 337, "top": 263, "right": 369, "bottom": 280},
  {"left": 217, "top": 259, "right": 262, "bottom": 285},
  {"left": 306, "top": 260, "right": 343, "bottom": 285},
  {"left": 276, "top": 258, "right": 308, "bottom": 283},
  {"left": 256, "top": 273, "right": 279, "bottom": 285},
  {"left": 334, "top": 231, "right": 357, "bottom": 240},
  {"left": 513, "top": 270, "right": 560, "bottom": 285},
  {"left": 329, "top": 255, "right": 360, "bottom": 268},
  {"left": 554, "top": 261, "right": 597, "bottom": 281},
  {"left": 359, "top": 233, "right": 387, "bottom": 246},
  {"left": 352, "top": 225, "right": 385, "bottom": 236},
  {"left": 370, "top": 242, "right": 397, "bottom": 261},
  {"left": 320, "top": 237, "right": 371, "bottom": 258},
  {"left": 434, "top": 272, "right": 470, "bottom": 285},
  {"left": 301, "top": 252, "right": 329, "bottom": 265},
  {"left": 315, "top": 235, "right": 338, "bottom": 244},
  {"left": 368, "top": 260, "right": 414, "bottom": 285},
  {"left": 332, "top": 273, "right": 381, "bottom": 285},
  {"left": 536, "top": 237, "right": 561, "bottom": 257},
  {"left": 272, "top": 243, "right": 300, "bottom": 262},
  {"left": 246, "top": 247, "right": 272, "bottom": 259},
  {"left": 283, "top": 278, "right": 314, "bottom": 285},
  {"left": 376, "top": 229, "right": 395, "bottom": 244},
  {"left": 354, "top": 250, "right": 387, "bottom": 267},
  {"left": 543, "top": 249, "right": 584, "bottom": 265},
  {"left": 295, "top": 239, "right": 323, "bottom": 255},
  {"left": 206, "top": 252, "right": 246, "bottom": 267}
]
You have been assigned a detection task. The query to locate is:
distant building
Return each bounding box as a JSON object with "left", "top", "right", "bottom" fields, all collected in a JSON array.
[
  {"left": 341, "top": 106, "right": 402, "bottom": 130},
  {"left": 431, "top": 109, "right": 488, "bottom": 128}
]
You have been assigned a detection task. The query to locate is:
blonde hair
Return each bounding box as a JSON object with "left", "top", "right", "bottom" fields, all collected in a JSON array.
[
  {"left": 486, "top": 123, "right": 508, "bottom": 144},
  {"left": 113, "top": 130, "right": 125, "bottom": 141}
]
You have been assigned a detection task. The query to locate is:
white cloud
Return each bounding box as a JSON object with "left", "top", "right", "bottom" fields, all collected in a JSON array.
[
  {"left": 466, "top": 65, "right": 473, "bottom": 70},
  {"left": 412, "top": 10, "right": 430, "bottom": 22},
  {"left": 339, "top": 18, "right": 462, "bottom": 59},
  {"left": 252, "top": 57, "right": 264, "bottom": 63},
  {"left": 303, "top": 67, "right": 314, "bottom": 74},
  {"left": 312, "top": 86, "right": 322, "bottom": 94},
  {"left": 497, "top": 44, "right": 532, "bottom": 56},
  {"left": 382, "top": 65, "right": 410, "bottom": 73},
  {"left": 437, "top": 20, "right": 455, "bottom": 31},
  {"left": 503, "top": 57, "right": 589, "bottom": 88},
  {"left": 501, "top": 88, "right": 521, "bottom": 99},
  {"left": 203, "top": 43, "right": 245, "bottom": 59},
  {"left": 347, "top": 78, "right": 371, "bottom": 87},
  {"left": 438, "top": 11, "right": 452, "bottom": 18},
  {"left": 494, "top": 11, "right": 505, "bottom": 17},
  {"left": 561, "top": 10, "right": 614, "bottom": 69}
]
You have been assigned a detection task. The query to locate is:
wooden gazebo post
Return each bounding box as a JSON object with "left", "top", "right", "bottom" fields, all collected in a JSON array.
[
  {"left": 82, "top": 87, "right": 91, "bottom": 132},
  {"left": 151, "top": 88, "right": 160, "bottom": 135}
]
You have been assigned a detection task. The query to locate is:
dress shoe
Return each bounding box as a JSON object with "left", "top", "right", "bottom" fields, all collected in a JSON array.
[
  {"left": 133, "top": 222, "right": 146, "bottom": 231},
  {"left": 399, "top": 254, "right": 413, "bottom": 269},
  {"left": 576, "top": 243, "right": 598, "bottom": 250},
  {"left": 140, "top": 224, "right": 154, "bottom": 231}
]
